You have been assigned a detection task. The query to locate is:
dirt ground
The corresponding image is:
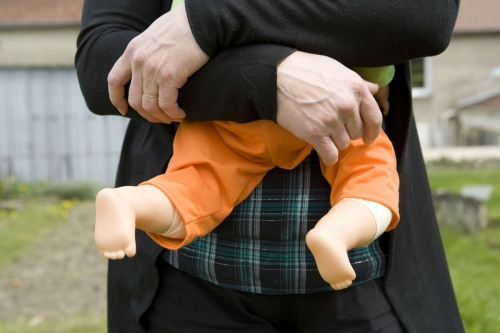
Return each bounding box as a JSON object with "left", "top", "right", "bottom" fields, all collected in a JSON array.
[{"left": 0, "top": 202, "right": 107, "bottom": 323}]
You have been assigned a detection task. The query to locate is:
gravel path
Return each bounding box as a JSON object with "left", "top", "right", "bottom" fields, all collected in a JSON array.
[{"left": 0, "top": 202, "right": 107, "bottom": 322}]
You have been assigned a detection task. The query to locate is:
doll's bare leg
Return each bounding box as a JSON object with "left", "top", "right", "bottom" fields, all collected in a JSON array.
[
  {"left": 305, "top": 200, "right": 377, "bottom": 290},
  {"left": 94, "top": 185, "right": 184, "bottom": 260}
]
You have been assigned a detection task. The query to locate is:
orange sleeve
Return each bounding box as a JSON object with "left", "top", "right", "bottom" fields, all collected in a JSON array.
[{"left": 320, "top": 130, "right": 400, "bottom": 231}]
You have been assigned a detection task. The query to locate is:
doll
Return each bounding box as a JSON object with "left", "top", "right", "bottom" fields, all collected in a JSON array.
[
  {"left": 95, "top": 0, "right": 398, "bottom": 289},
  {"left": 94, "top": 74, "right": 399, "bottom": 291}
]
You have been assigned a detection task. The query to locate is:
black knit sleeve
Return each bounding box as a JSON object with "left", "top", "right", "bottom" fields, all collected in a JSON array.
[
  {"left": 180, "top": 45, "right": 294, "bottom": 122},
  {"left": 185, "top": 0, "right": 459, "bottom": 67},
  {"left": 75, "top": 0, "right": 159, "bottom": 120},
  {"left": 75, "top": 0, "right": 293, "bottom": 123}
]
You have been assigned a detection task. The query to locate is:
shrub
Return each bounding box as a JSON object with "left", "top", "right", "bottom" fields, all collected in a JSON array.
[
  {"left": 0, "top": 175, "right": 101, "bottom": 201},
  {"left": 39, "top": 181, "right": 100, "bottom": 201}
]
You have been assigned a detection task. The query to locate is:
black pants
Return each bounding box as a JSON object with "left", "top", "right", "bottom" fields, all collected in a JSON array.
[{"left": 142, "top": 261, "right": 404, "bottom": 333}]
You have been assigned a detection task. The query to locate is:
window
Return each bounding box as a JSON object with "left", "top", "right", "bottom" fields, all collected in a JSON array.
[{"left": 410, "top": 57, "right": 432, "bottom": 98}]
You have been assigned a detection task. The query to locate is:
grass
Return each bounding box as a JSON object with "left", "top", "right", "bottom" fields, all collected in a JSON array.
[
  {"left": 0, "top": 177, "right": 106, "bottom": 332},
  {"left": 1, "top": 171, "right": 499, "bottom": 332},
  {"left": 0, "top": 313, "right": 105, "bottom": 333},
  {"left": 1, "top": 176, "right": 101, "bottom": 201},
  {"left": 0, "top": 198, "right": 106, "bottom": 332},
  {"left": 0, "top": 199, "right": 74, "bottom": 267},
  {"left": 427, "top": 168, "right": 500, "bottom": 223},
  {"left": 440, "top": 228, "right": 500, "bottom": 333},
  {"left": 428, "top": 168, "right": 500, "bottom": 333},
  {"left": 0, "top": 175, "right": 100, "bottom": 267}
]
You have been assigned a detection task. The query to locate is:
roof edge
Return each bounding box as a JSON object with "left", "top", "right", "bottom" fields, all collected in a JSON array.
[
  {"left": 456, "top": 86, "right": 500, "bottom": 109},
  {"left": 453, "top": 29, "right": 500, "bottom": 35}
]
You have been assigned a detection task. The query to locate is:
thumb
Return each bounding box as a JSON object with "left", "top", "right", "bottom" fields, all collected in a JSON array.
[{"left": 364, "top": 81, "right": 379, "bottom": 95}]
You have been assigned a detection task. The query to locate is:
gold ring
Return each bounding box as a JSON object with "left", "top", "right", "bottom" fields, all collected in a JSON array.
[{"left": 143, "top": 93, "right": 159, "bottom": 98}]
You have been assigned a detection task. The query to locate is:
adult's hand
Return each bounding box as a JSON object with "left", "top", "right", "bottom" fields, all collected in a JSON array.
[
  {"left": 276, "top": 51, "right": 381, "bottom": 165},
  {"left": 107, "top": 2, "right": 209, "bottom": 123}
]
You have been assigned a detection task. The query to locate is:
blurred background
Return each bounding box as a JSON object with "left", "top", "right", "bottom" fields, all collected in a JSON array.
[{"left": 0, "top": 0, "right": 499, "bottom": 332}]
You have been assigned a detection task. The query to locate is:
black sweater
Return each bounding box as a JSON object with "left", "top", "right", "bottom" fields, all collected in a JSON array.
[
  {"left": 77, "top": 0, "right": 457, "bottom": 124},
  {"left": 76, "top": 0, "right": 464, "bottom": 332},
  {"left": 186, "top": 0, "right": 456, "bottom": 64}
]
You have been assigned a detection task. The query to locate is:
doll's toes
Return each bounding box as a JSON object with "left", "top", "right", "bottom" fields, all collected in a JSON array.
[
  {"left": 331, "top": 280, "right": 353, "bottom": 291},
  {"left": 116, "top": 250, "right": 125, "bottom": 259},
  {"left": 341, "top": 280, "right": 353, "bottom": 289},
  {"left": 125, "top": 243, "right": 136, "bottom": 258},
  {"left": 102, "top": 250, "right": 128, "bottom": 260}
]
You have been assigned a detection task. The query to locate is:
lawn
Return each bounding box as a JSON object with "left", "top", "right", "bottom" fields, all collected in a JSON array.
[
  {"left": 1, "top": 171, "right": 499, "bottom": 332},
  {"left": 0, "top": 179, "right": 106, "bottom": 332},
  {"left": 427, "top": 168, "right": 500, "bottom": 223},
  {"left": 428, "top": 168, "right": 500, "bottom": 333},
  {"left": 0, "top": 313, "right": 105, "bottom": 333},
  {"left": 0, "top": 199, "right": 107, "bottom": 333},
  {"left": 0, "top": 198, "right": 81, "bottom": 267},
  {"left": 440, "top": 228, "right": 500, "bottom": 333}
]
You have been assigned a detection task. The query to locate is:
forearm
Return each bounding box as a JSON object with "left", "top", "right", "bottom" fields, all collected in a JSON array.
[
  {"left": 75, "top": 0, "right": 161, "bottom": 119},
  {"left": 186, "top": 0, "right": 459, "bottom": 66},
  {"left": 180, "top": 45, "right": 294, "bottom": 123},
  {"left": 76, "top": 29, "right": 141, "bottom": 119},
  {"left": 76, "top": 0, "right": 291, "bottom": 122}
]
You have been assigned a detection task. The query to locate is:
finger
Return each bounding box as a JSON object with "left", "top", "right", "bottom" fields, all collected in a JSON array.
[
  {"left": 325, "top": 114, "right": 352, "bottom": 150},
  {"left": 330, "top": 129, "right": 351, "bottom": 152},
  {"left": 127, "top": 60, "right": 144, "bottom": 113},
  {"left": 141, "top": 95, "right": 177, "bottom": 123},
  {"left": 108, "top": 55, "right": 132, "bottom": 115},
  {"left": 132, "top": 96, "right": 163, "bottom": 122},
  {"left": 365, "top": 81, "right": 379, "bottom": 95},
  {"left": 127, "top": 64, "right": 163, "bottom": 123},
  {"left": 342, "top": 107, "right": 364, "bottom": 141},
  {"left": 158, "top": 82, "right": 186, "bottom": 119},
  {"left": 142, "top": 70, "right": 161, "bottom": 114},
  {"left": 142, "top": 76, "right": 177, "bottom": 124},
  {"left": 359, "top": 88, "right": 382, "bottom": 145},
  {"left": 137, "top": 110, "right": 163, "bottom": 123},
  {"left": 312, "top": 137, "right": 339, "bottom": 166}
]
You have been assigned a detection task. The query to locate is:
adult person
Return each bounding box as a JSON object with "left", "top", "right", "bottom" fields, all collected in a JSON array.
[{"left": 76, "top": 1, "right": 464, "bottom": 332}]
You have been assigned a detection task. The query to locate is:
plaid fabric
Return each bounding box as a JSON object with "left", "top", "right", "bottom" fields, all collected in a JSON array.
[{"left": 163, "top": 151, "right": 386, "bottom": 294}]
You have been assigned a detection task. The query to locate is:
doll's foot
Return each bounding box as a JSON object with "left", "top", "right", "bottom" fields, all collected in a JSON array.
[
  {"left": 306, "top": 229, "right": 356, "bottom": 290},
  {"left": 94, "top": 188, "right": 137, "bottom": 260}
]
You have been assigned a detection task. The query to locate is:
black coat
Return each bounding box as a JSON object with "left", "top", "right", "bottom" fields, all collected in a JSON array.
[{"left": 76, "top": 0, "right": 464, "bottom": 332}]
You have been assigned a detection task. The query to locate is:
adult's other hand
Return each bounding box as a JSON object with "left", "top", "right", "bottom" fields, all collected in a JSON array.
[
  {"left": 108, "top": 2, "right": 209, "bottom": 123},
  {"left": 276, "top": 51, "right": 381, "bottom": 165}
]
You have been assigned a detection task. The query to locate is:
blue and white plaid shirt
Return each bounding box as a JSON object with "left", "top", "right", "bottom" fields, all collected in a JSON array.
[{"left": 164, "top": 151, "right": 386, "bottom": 294}]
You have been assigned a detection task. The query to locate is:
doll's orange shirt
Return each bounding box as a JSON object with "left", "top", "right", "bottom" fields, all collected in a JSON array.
[{"left": 144, "top": 120, "right": 399, "bottom": 250}]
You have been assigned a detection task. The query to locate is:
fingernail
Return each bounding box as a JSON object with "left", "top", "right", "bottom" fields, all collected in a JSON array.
[{"left": 117, "top": 108, "right": 126, "bottom": 116}]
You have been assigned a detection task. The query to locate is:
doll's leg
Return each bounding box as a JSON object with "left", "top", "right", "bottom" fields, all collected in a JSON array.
[
  {"left": 95, "top": 184, "right": 182, "bottom": 259},
  {"left": 143, "top": 120, "right": 289, "bottom": 250},
  {"left": 95, "top": 121, "right": 273, "bottom": 257},
  {"left": 306, "top": 198, "right": 392, "bottom": 290},
  {"left": 144, "top": 120, "right": 313, "bottom": 250},
  {"left": 307, "top": 132, "right": 399, "bottom": 290},
  {"left": 94, "top": 120, "right": 272, "bottom": 257}
]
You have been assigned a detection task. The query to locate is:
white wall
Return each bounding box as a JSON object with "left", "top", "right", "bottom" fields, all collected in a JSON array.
[
  {"left": 0, "top": 68, "right": 129, "bottom": 184},
  {"left": 413, "top": 34, "right": 500, "bottom": 147}
]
